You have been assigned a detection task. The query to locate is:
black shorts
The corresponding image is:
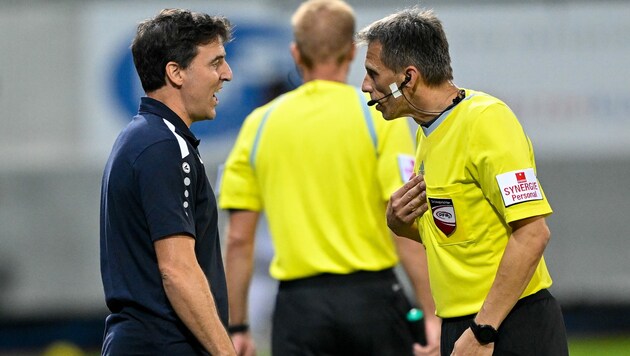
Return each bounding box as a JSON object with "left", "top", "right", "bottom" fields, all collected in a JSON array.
[
  {"left": 440, "top": 289, "right": 568, "bottom": 356},
  {"left": 272, "top": 269, "right": 417, "bottom": 356}
]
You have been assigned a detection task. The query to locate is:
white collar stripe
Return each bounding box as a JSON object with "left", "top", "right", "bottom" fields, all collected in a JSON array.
[{"left": 162, "top": 119, "right": 190, "bottom": 159}]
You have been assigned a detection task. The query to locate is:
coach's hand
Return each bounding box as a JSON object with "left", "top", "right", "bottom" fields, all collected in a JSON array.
[{"left": 387, "top": 173, "right": 427, "bottom": 242}]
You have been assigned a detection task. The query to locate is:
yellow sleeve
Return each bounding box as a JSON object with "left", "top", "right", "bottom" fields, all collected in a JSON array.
[
  {"left": 468, "top": 102, "right": 552, "bottom": 223},
  {"left": 218, "top": 109, "right": 266, "bottom": 211}
]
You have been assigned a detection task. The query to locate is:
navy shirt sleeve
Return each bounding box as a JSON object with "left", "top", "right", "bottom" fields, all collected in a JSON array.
[{"left": 135, "top": 139, "right": 196, "bottom": 241}]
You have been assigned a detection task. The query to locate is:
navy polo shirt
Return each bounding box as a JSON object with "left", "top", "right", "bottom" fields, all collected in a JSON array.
[{"left": 100, "top": 97, "right": 227, "bottom": 352}]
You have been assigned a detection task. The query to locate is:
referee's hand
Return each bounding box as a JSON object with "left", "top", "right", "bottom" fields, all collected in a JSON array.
[
  {"left": 451, "top": 327, "right": 493, "bottom": 356},
  {"left": 387, "top": 173, "right": 427, "bottom": 241},
  {"left": 231, "top": 332, "right": 255, "bottom": 356}
]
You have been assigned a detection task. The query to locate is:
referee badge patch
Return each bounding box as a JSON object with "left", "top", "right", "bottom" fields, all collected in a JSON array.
[{"left": 429, "top": 198, "right": 456, "bottom": 236}]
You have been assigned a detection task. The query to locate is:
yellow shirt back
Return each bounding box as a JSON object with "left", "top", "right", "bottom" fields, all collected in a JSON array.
[{"left": 220, "top": 80, "right": 415, "bottom": 280}]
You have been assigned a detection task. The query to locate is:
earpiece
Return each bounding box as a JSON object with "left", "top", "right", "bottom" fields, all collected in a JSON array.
[{"left": 400, "top": 73, "right": 412, "bottom": 89}]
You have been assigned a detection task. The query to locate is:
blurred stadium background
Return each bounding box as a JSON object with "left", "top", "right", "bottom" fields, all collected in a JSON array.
[{"left": 1, "top": 0, "right": 629, "bottom": 354}]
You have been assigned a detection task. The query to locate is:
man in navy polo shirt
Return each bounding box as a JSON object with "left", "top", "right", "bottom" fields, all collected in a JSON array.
[{"left": 99, "top": 9, "right": 236, "bottom": 355}]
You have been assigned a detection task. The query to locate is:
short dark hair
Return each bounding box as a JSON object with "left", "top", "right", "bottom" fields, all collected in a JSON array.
[
  {"left": 356, "top": 7, "right": 453, "bottom": 86},
  {"left": 131, "top": 8, "right": 233, "bottom": 93}
]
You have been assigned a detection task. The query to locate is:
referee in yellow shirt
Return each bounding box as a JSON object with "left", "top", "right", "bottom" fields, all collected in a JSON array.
[
  {"left": 357, "top": 7, "right": 569, "bottom": 356},
  {"left": 219, "top": 1, "right": 440, "bottom": 355}
]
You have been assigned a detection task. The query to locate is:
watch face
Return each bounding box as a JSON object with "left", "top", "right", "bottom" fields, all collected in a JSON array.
[
  {"left": 472, "top": 323, "right": 498, "bottom": 344},
  {"left": 478, "top": 326, "right": 496, "bottom": 343}
]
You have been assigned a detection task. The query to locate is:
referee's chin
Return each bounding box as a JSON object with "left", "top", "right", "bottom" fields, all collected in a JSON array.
[
  {"left": 381, "top": 112, "right": 400, "bottom": 121},
  {"left": 377, "top": 106, "right": 401, "bottom": 121}
]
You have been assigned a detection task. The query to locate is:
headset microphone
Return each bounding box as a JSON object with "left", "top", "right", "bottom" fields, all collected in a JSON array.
[{"left": 367, "top": 74, "right": 411, "bottom": 106}]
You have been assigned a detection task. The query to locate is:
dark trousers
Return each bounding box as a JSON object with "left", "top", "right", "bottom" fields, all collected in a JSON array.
[
  {"left": 102, "top": 310, "right": 209, "bottom": 355},
  {"left": 272, "top": 269, "right": 416, "bottom": 356},
  {"left": 441, "top": 289, "right": 569, "bottom": 356}
]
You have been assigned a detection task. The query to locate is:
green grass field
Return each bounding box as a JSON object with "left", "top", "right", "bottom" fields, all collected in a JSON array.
[{"left": 569, "top": 334, "right": 630, "bottom": 356}]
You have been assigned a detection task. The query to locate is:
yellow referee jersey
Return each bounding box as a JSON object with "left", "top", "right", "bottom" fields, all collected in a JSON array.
[
  {"left": 219, "top": 80, "right": 415, "bottom": 280},
  {"left": 415, "top": 89, "right": 554, "bottom": 318}
]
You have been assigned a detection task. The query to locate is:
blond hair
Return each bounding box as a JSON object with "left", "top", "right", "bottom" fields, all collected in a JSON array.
[{"left": 291, "top": 0, "right": 355, "bottom": 68}]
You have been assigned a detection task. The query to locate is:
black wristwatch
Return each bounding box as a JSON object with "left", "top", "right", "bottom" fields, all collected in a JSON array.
[{"left": 470, "top": 320, "right": 498, "bottom": 345}]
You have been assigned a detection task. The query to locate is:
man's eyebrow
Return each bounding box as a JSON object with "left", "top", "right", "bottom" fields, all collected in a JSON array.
[{"left": 210, "top": 54, "right": 226, "bottom": 63}]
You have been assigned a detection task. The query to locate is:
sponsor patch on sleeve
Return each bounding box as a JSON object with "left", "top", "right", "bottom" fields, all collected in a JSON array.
[
  {"left": 397, "top": 154, "right": 415, "bottom": 181},
  {"left": 496, "top": 168, "right": 543, "bottom": 207}
]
